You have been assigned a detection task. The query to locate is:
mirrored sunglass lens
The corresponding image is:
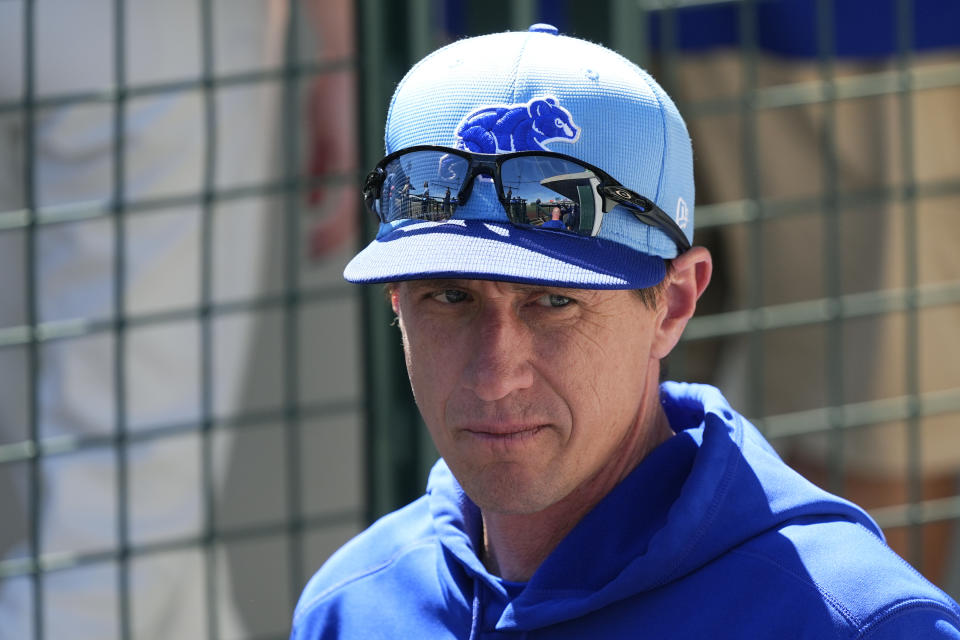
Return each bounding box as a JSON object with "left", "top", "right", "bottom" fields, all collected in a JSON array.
[
  {"left": 379, "top": 151, "right": 468, "bottom": 222},
  {"left": 500, "top": 156, "right": 601, "bottom": 235}
]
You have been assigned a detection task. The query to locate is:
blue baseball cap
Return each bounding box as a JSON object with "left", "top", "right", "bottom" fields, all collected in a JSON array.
[{"left": 344, "top": 24, "right": 695, "bottom": 289}]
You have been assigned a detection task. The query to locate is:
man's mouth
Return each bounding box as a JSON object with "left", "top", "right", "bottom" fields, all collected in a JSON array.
[{"left": 461, "top": 424, "right": 548, "bottom": 441}]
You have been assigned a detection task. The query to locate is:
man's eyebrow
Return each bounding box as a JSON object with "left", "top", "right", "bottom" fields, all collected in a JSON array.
[
  {"left": 507, "top": 283, "right": 596, "bottom": 299},
  {"left": 493, "top": 281, "right": 604, "bottom": 302},
  {"left": 404, "top": 279, "right": 462, "bottom": 290},
  {"left": 404, "top": 279, "right": 601, "bottom": 300}
]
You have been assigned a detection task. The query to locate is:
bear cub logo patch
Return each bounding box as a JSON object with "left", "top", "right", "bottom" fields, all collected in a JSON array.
[{"left": 455, "top": 96, "right": 580, "bottom": 153}]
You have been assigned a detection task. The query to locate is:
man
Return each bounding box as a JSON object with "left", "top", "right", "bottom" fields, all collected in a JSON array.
[{"left": 292, "top": 25, "right": 960, "bottom": 638}]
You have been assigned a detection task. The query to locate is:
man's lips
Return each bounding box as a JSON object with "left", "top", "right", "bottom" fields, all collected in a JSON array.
[{"left": 459, "top": 424, "right": 549, "bottom": 440}]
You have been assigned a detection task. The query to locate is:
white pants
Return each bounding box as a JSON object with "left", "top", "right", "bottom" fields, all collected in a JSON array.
[{"left": 0, "top": 1, "right": 285, "bottom": 637}]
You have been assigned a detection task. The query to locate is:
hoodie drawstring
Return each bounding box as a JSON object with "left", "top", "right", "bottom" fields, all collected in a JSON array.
[{"left": 468, "top": 576, "right": 481, "bottom": 640}]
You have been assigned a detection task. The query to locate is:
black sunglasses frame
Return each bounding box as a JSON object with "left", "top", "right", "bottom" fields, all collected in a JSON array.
[{"left": 363, "top": 145, "right": 691, "bottom": 253}]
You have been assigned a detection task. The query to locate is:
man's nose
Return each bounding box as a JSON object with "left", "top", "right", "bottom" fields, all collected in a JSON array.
[{"left": 462, "top": 306, "right": 535, "bottom": 402}]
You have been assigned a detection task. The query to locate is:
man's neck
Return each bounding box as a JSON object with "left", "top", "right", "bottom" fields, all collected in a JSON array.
[{"left": 480, "top": 394, "right": 675, "bottom": 583}]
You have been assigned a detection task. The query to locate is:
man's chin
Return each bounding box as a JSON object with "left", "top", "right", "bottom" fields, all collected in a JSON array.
[{"left": 458, "top": 466, "right": 565, "bottom": 516}]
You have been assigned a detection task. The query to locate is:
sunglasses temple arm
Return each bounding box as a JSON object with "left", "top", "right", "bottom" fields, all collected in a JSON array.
[{"left": 619, "top": 203, "right": 691, "bottom": 253}]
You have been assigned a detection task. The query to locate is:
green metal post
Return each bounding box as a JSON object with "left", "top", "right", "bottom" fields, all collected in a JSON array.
[
  {"left": 611, "top": 0, "right": 648, "bottom": 69},
  {"left": 739, "top": 0, "right": 765, "bottom": 423},
  {"left": 110, "top": 1, "right": 133, "bottom": 637},
  {"left": 282, "top": 0, "right": 306, "bottom": 611},
  {"left": 198, "top": 0, "right": 221, "bottom": 635},
  {"left": 510, "top": 0, "right": 536, "bottom": 30},
  {"left": 816, "top": 0, "right": 846, "bottom": 496},
  {"left": 23, "top": 1, "right": 44, "bottom": 638},
  {"left": 358, "top": 0, "right": 425, "bottom": 523},
  {"left": 895, "top": 0, "right": 923, "bottom": 572}
]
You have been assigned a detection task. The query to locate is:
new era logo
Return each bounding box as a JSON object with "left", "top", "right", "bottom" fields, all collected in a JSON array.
[{"left": 675, "top": 197, "right": 689, "bottom": 229}]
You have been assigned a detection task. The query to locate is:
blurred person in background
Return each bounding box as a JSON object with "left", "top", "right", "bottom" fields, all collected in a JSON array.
[
  {"left": 0, "top": 0, "right": 357, "bottom": 637},
  {"left": 664, "top": 0, "right": 960, "bottom": 587}
]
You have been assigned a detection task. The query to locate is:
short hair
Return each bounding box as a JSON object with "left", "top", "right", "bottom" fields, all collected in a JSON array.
[{"left": 632, "top": 259, "right": 673, "bottom": 310}]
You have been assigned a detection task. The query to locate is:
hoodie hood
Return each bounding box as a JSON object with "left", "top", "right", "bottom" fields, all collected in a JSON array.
[{"left": 426, "top": 382, "right": 881, "bottom": 633}]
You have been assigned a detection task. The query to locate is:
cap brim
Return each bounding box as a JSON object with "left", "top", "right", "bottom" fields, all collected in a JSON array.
[{"left": 343, "top": 220, "right": 665, "bottom": 289}]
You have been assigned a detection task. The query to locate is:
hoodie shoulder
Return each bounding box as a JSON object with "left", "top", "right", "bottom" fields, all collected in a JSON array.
[
  {"left": 291, "top": 496, "right": 439, "bottom": 632},
  {"left": 725, "top": 517, "right": 960, "bottom": 638},
  {"left": 652, "top": 383, "right": 960, "bottom": 637}
]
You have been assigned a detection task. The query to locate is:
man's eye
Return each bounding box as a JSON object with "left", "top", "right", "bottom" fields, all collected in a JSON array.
[
  {"left": 534, "top": 293, "right": 572, "bottom": 308},
  {"left": 431, "top": 289, "right": 468, "bottom": 304}
]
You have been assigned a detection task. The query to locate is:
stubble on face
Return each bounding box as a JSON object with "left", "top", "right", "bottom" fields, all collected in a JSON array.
[{"left": 394, "top": 279, "right": 667, "bottom": 517}]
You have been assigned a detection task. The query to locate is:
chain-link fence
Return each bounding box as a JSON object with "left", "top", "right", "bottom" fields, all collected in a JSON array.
[{"left": 1, "top": 1, "right": 957, "bottom": 639}]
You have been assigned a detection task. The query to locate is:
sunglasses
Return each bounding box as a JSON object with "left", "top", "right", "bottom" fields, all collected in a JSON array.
[{"left": 362, "top": 145, "right": 691, "bottom": 253}]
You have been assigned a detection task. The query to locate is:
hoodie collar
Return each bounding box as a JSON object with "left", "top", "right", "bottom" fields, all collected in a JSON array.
[{"left": 426, "top": 383, "right": 881, "bottom": 632}]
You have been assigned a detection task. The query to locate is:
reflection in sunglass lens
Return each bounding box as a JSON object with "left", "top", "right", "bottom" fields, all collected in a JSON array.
[
  {"left": 367, "top": 147, "right": 690, "bottom": 253},
  {"left": 500, "top": 156, "right": 602, "bottom": 235},
  {"left": 379, "top": 151, "right": 469, "bottom": 222},
  {"left": 374, "top": 150, "right": 606, "bottom": 238}
]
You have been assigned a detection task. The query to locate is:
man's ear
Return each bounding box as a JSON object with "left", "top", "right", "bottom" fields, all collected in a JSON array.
[
  {"left": 651, "top": 247, "right": 712, "bottom": 360},
  {"left": 389, "top": 285, "right": 400, "bottom": 314}
]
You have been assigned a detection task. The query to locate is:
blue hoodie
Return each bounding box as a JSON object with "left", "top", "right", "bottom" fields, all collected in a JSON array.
[{"left": 292, "top": 383, "right": 960, "bottom": 639}]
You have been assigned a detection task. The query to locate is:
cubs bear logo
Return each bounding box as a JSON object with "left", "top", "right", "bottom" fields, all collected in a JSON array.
[{"left": 455, "top": 96, "right": 580, "bottom": 153}]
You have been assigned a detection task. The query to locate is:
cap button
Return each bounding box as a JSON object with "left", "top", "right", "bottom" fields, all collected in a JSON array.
[{"left": 528, "top": 23, "right": 559, "bottom": 35}]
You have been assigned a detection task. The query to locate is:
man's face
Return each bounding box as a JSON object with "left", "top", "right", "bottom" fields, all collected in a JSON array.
[{"left": 392, "top": 278, "right": 665, "bottom": 516}]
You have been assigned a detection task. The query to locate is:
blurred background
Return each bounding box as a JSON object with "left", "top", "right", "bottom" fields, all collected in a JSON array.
[{"left": 0, "top": 0, "right": 957, "bottom": 638}]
